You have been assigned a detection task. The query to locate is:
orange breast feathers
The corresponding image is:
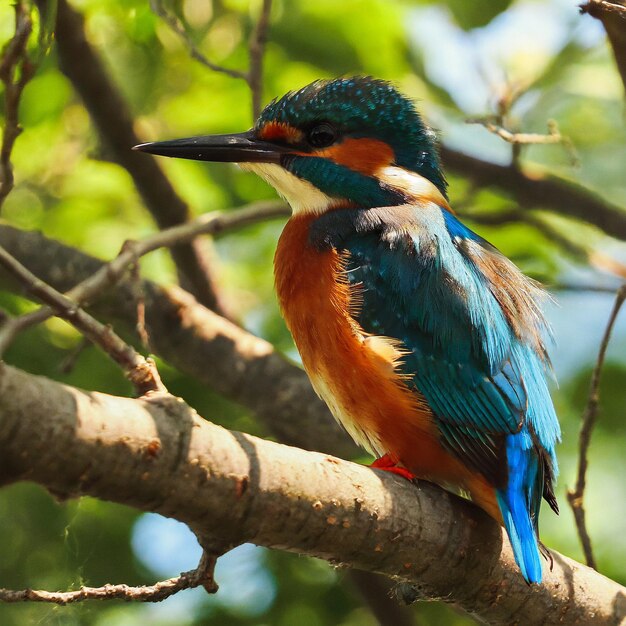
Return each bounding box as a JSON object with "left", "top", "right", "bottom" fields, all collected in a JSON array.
[
  {"left": 274, "top": 214, "right": 424, "bottom": 459},
  {"left": 273, "top": 214, "right": 500, "bottom": 519}
]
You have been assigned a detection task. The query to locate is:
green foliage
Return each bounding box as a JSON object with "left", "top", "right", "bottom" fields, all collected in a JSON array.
[
  {"left": 446, "top": 0, "right": 513, "bottom": 30},
  {"left": 1, "top": 0, "right": 625, "bottom": 624}
]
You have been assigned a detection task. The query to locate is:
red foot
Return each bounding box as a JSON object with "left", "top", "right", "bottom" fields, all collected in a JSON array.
[{"left": 370, "top": 454, "right": 416, "bottom": 482}]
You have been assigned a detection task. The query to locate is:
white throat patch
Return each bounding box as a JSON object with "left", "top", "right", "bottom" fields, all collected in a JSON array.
[
  {"left": 240, "top": 162, "right": 339, "bottom": 215},
  {"left": 377, "top": 166, "right": 449, "bottom": 209}
]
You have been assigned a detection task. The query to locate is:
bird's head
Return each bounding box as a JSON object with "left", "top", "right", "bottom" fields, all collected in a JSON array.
[{"left": 135, "top": 77, "right": 448, "bottom": 214}]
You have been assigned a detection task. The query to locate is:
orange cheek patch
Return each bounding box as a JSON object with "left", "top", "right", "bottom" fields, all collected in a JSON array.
[
  {"left": 258, "top": 121, "right": 303, "bottom": 143},
  {"left": 317, "top": 138, "right": 395, "bottom": 176}
]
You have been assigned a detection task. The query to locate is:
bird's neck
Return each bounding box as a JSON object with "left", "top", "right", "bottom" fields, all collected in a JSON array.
[
  {"left": 375, "top": 166, "right": 451, "bottom": 212},
  {"left": 243, "top": 160, "right": 450, "bottom": 216},
  {"left": 241, "top": 162, "right": 341, "bottom": 215}
]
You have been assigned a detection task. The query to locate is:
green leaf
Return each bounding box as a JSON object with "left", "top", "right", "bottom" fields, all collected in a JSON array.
[{"left": 35, "top": 0, "right": 57, "bottom": 57}]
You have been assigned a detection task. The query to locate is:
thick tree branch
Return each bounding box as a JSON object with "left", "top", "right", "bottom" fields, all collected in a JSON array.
[
  {"left": 0, "top": 203, "right": 418, "bottom": 623},
  {"left": 440, "top": 147, "right": 626, "bottom": 241},
  {"left": 0, "top": 223, "right": 355, "bottom": 459},
  {"left": 0, "top": 365, "right": 623, "bottom": 625},
  {"left": 54, "top": 0, "right": 229, "bottom": 317}
]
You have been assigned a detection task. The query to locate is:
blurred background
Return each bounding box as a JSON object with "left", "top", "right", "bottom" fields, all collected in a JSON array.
[{"left": 0, "top": 0, "right": 625, "bottom": 624}]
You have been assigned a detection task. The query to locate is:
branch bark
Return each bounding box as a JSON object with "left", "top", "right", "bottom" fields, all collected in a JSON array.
[
  {"left": 0, "top": 223, "right": 356, "bottom": 459},
  {"left": 54, "top": 0, "right": 230, "bottom": 317},
  {"left": 0, "top": 364, "right": 624, "bottom": 625}
]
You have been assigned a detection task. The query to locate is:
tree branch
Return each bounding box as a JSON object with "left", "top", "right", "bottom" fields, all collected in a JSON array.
[
  {"left": 0, "top": 201, "right": 288, "bottom": 346},
  {"left": 0, "top": 223, "right": 355, "bottom": 459},
  {"left": 149, "top": 0, "right": 248, "bottom": 81},
  {"left": 0, "top": 364, "right": 623, "bottom": 624},
  {"left": 460, "top": 206, "right": 626, "bottom": 280},
  {"left": 0, "top": 1, "right": 36, "bottom": 211},
  {"left": 440, "top": 146, "right": 626, "bottom": 242},
  {"left": 567, "top": 284, "right": 626, "bottom": 569},
  {"left": 151, "top": 0, "right": 273, "bottom": 118},
  {"left": 54, "top": 0, "right": 230, "bottom": 317},
  {"left": 248, "top": 0, "right": 273, "bottom": 118},
  {"left": 466, "top": 118, "right": 578, "bottom": 167},
  {"left": 468, "top": 119, "right": 563, "bottom": 145},
  {"left": 0, "top": 551, "right": 218, "bottom": 604},
  {"left": 0, "top": 202, "right": 422, "bottom": 623},
  {"left": 0, "top": 245, "right": 165, "bottom": 395}
]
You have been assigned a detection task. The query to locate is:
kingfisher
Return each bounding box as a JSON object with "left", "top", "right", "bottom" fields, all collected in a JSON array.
[{"left": 135, "top": 77, "right": 561, "bottom": 584}]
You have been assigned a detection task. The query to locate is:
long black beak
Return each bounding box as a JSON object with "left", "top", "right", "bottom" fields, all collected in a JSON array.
[{"left": 133, "top": 131, "right": 289, "bottom": 164}]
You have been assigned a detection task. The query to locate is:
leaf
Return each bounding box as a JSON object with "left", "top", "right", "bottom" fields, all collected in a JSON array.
[{"left": 35, "top": 0, "right": 57, "bottom": 57}]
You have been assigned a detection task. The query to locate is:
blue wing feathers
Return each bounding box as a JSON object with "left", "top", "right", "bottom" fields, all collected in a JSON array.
[{"left": 317, "top": 204, "right": 560, "bottom": 583}]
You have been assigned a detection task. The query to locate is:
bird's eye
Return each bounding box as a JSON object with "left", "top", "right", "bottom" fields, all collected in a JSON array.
[{"left": 307, "top": 122, "right": 338, "bottom": 148}]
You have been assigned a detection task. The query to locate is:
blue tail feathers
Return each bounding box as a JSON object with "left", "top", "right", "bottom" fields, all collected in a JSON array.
[
  {"left": 497, "top": 489, "right": 542, "bottom": 583},
  {"left": 497, "top": 433, "right": 543, "bottom": 584}
]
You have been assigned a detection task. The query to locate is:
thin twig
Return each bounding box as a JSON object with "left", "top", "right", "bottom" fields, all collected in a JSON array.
[
  {"left": 0, "top": 201, "right": 288, "bottom": 358},
  {"left": 151, "top": 0, "right": 273, "bottom": 119},
  {"left": 0, "top": 551, "right": 218, "bottom": 604},
  {"left": 61, "top": 200, "right": 287, "bottom": 309},
  {"left": 248, "top": 0, "right": 273, "bottom": 118},
  {"left": 149, "top": 0, "right": 247, "bottom": 81},
  {"left": 0, "top": 245, "right": 166, "bottom": 395},
  {"left": 0, "top": 2, "right": 36, "bottom": 210},
  {"left": 467, "top": 117, "right": 579, "bottom": 166},
  {"left": 567, "top": 284, "right": 626, "bottom": 569},
  {"left": 55, "top": 0, "right": 231, "bottom": 317},
  {"left": 467, "top": 81, "right": 578, "bottom": 166},
  {"left": 129, "top": 258, "right": 150, "bottom": 349},
  {"left": 467, "top": 118, "right": 563, "bottom": 145},
  {"left": 0, "top": 307, "right": 50, "bottom": 350}
]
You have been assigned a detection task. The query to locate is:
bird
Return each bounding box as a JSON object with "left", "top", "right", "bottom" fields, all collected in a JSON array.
[{"left": 134, "top": 77, "right": 561, "bottom": 584}]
